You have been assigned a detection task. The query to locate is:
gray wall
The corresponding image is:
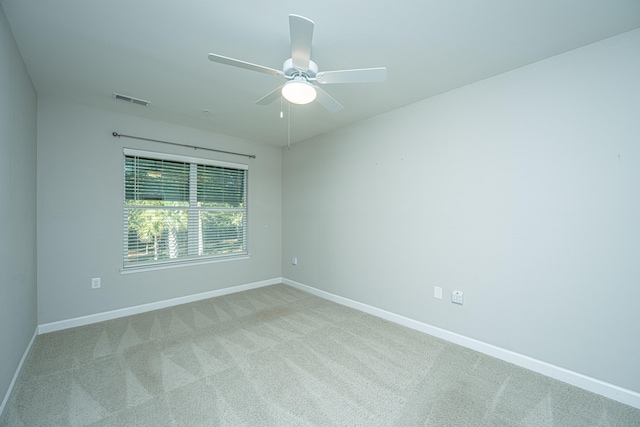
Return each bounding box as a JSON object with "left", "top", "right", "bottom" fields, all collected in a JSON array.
[
  {"left": 282, "top": 29, "right": 640, "bottom": 393},
  {"left": 0, "top": 4, "right": 38, "bottom": 411},
  {"left": 37, "top": 96, "right": 282, "bottom": 324}
]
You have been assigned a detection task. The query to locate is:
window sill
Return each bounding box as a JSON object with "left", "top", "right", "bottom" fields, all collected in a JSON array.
[{"left": 120, "top": 254, "right": 250, "bottom": 274}]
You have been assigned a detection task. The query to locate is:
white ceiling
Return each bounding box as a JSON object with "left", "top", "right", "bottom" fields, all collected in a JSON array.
[{"left": 2, "top": 0, "right": 640, "bottom": 146}]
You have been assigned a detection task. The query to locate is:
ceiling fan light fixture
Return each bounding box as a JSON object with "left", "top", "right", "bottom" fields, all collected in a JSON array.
[{"left": 282, "top": 79, "right": 316, "bottom": 104}]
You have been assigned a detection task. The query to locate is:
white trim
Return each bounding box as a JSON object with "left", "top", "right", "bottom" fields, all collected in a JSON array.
[
  {"left": 38, "top": 278, "right": 280, "bottom": 334},
  {"left": 120, "top": 254, "right": 250, "bottom": 274},
  {"left": 0, "top": 328, "right": 37, "bottom": 420},
  {"left": 123, "top": 148, "right": 248, "bottom": 170},
  {"left": 281, "top": 278, "right": 640, "bottom": 409}
]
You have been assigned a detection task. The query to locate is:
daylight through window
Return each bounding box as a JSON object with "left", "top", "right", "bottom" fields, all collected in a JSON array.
[{"left": 123, "top": 149, "right": 248, "bottom": 269}]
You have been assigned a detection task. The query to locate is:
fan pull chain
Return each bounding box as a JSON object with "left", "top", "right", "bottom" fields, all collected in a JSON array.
[
  {"left": 280, "top": 96, "right": 284, "bottom": 119},
  {"left": 287, "top": 101, "right": 291, "bottom": 150}
]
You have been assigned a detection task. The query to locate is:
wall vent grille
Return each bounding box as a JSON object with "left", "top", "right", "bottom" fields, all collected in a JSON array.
[{"left": 112, "top": 93, "right": 150, "bottom": 107}]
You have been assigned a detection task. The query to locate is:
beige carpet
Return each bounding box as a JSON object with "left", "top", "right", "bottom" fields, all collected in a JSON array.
[{"left": 2, "top": 284, "right": 639, "bottom": 426}]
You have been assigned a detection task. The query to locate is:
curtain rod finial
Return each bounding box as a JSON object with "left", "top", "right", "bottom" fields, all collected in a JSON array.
[{"left": 112, "top": 132, "right": 119, "bottom": 137}]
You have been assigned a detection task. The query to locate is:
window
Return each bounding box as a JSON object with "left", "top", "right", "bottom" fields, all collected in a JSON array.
[{"left": 123, "top": 149, "right": 248, "bottom": 270}]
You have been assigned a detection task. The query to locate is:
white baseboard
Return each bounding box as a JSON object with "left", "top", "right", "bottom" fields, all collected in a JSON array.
[
  {"left": 38, "top": 278, "right": 280, "bottom": 334},
  {"left": 282, "top": 278, "right": 640, "bottom": 410},
  {"left": 0, "top": 327, "right": 37, "bottom": 420}
]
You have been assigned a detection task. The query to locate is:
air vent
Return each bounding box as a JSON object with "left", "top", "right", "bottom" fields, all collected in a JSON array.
[{"left": 112, "top": 93, "right": 150, "bottom": 107}]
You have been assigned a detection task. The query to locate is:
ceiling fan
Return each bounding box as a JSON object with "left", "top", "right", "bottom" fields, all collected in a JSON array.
[{"left": 208, "top": 14, "right": 387, "bottom": 113}]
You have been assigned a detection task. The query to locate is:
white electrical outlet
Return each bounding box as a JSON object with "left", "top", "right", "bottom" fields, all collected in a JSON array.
[
  {"left": 292, "top": 257, "right": 298, "bottom": 266},
  {"left": 452, "top": 290, "right": 464, "bottom": 305},
  {"left": 434, "top": 286, "right": 443, "bottom": 299},
  {"left": 91, "top": 277, "right": 101, "bottom": 289}
]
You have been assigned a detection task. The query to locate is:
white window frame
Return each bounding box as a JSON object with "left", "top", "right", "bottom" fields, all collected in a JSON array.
[{"left": 121, "top": 148, "right": 248, "bottom": 273}]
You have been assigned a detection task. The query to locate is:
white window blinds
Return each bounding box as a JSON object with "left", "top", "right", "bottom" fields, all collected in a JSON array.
[{"left": 123, "top": 149, "right": 248, "bottom": 269}]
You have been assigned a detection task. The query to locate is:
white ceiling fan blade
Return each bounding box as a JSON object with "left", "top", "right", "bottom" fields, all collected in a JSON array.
[
  {"left": 208, "top": 53, "right": 284, "bottom": 77},
  {"left": 255, "top": 85, "right": 284, "bottom": 105},
  {"left": 289, "top": 14, "right": 314, "bottom": 71},
  {"left": 314, "top": 86, "right": 343, "bottom": 113},
  {"left": 316, "top": 67, "right": 387, "bottom": 84}
]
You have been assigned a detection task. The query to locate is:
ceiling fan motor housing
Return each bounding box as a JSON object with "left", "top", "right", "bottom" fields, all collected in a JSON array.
[{"left": 283, "top": 58, "right": 318, "bottom": 79}]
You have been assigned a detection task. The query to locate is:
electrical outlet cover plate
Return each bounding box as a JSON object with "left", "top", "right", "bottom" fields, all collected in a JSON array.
[
  {"left": 434, "top": 286, "right": 443, "bottom": 299},
  {"left": 91, "top": 278, "right": 101, "bottom": 289},
  {"left": 452, "top": 290, "right": 464, "bottom": 305}
]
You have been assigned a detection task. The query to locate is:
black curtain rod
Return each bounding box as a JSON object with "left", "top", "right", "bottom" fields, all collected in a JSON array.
[{"left": 112, "top": 132, "right": 256, "bottom": 159}]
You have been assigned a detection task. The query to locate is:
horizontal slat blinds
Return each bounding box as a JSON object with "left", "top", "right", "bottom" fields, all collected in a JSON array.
[
  {"left": 125, "top": 156, "right": 189, "bottom": 204},
  {"left": 195, "top": 165, "right": 247, "bottom": 257},
  {"left": 123, "top": 151, "right": 248, "bottom": 269},
  {"left": 197, "top": 165, "right": 245, "bottom": 208}
]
